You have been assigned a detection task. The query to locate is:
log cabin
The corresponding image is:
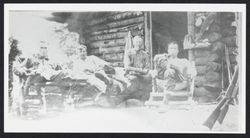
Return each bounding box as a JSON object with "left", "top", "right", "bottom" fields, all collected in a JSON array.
[{"left": 48, "top": 11, "right": 241, "bottom": 102}]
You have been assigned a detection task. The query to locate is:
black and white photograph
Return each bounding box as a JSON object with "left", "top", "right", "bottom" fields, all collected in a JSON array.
[{"left": 4, "top": 4, "right": 246, "bottom": 133}]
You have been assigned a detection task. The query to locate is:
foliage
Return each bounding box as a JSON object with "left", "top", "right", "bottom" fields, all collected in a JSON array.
[{"left": 53, "top": 26, "right": 80, "bottom": 57}]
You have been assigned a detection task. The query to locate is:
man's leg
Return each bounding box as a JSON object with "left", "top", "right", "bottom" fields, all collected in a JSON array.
[
  {"left": 173, "top": 81, "right": 188, "bottom": 91},
  {"left": 137, "top": 74, "right": 152, "bottom": 101},
  {"left": 87, "top": 75, "right": 107, "bottom": 94},
  {"left": 23, "top": 74, "right": 46, "bottom": 97}
]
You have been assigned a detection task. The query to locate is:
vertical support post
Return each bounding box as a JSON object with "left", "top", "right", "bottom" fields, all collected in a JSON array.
[
  {"left": 149, "top": 11, "right": 153, "bottom": 69},
  {"left": 144, "top": 12, "right": 153, "bottom": 69},
  {"left": 236, "top": 12, "right": 241, "bottom": 53},
  {"left": 187, "top": 12, "right": 195, "bottom": 61}
]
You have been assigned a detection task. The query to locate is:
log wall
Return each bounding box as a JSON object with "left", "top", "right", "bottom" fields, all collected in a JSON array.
[
  {"left": 83, "top": 12, "right": 145, "bottom": 67},
  {"left": 192, "top": 12, "right": 238, "bottom": 102}
]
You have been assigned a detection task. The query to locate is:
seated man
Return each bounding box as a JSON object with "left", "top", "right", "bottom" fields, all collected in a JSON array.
[
  {"left": 13, "top": 41, "right": 57, "bottom": 98},
  {"left": 123, "top": 35, "right": 152, "bottom": 101},
  {"left": 154, "top": 41, "right": 196, "bottom": 91},
  {"left": 70, "top": 44, "right": 109, "bottom": 94},
  {"left": 70, "top": 44, "right": 125, "bottom": 104}
]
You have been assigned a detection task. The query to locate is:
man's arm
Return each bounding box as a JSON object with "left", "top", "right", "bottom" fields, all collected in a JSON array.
[
  {"left": 124, "top": 50, "right": 133, "bottom": 69},
  {"left": 13, "top": 58, "right": 30, "bottom": 76},
  {"left": 144, "top": 52, "right": 151, "bottom": 69}
]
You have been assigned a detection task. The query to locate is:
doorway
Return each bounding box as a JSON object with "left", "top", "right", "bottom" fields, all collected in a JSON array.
[{"left": 151, "top": 12, "right": 188, "bottom": 58}]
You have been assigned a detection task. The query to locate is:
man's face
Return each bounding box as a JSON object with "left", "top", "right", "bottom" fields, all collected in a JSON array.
[
  {"left": 133, "top": 38, "right": 143, "bottom": 51},
  {"left": 168, "top": 43, "right": 179, "bottom": 57},
  {"left": 77, "top": 47, "right": 87, "bottom": 59},
  {"left": 38, "top": 45, "right": 48, "bottom": 59}
]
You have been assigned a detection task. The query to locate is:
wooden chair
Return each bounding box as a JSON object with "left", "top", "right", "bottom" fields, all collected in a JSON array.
[{"left": 145, "top": 60, "right": 196, "bottom": 107}]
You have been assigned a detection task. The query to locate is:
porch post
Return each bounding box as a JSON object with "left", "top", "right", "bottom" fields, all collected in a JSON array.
[
  {"left": 144, "top": 11, "right": 153, "bottom": 69},
  {"left": 187, "top": 12, "right": 195, "bottom": 61}
]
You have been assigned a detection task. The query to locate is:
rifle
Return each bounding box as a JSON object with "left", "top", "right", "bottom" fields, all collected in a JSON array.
[
  {"left": 225, "top": 46, "right": 232, "bottom": 81},
  {"left": 203, "top": 65, "right": 238, "bottom": 130},
  {"left": 217, "top": 78, "right": 239, "bottom": 124}
]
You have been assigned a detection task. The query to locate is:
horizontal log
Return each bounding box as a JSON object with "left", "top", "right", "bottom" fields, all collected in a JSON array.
[
  {"left": 87, "top": 11, "right": 144, "bottom": 26},
  {"left": 195, "top": 75, "right": 222, "bottom": 87},
  {"left": 86, "top": 12, "right": 126, "bottom": 26},
  {"left": 194, "top": 49, "right": 211, "bottom": 58},
  {"left": 111, "top": 62, "right": 124, "bottom": 67},
  {"left": 203, "top": 81, "right": 222, "bottom": 89},
  {"left": 196, "top": 62, "right": 222, "bottom": 75},
  {"left": 211, "top": 41, "right": 225, "bottom": 54},
  {"left": 229, "top": 54, "right": 238, "bottom": 64},
  {"left": 89, "top": 46, "right": 125, "bottom": 55},
  {"left": 194, "top": 87, "right": 213, "bottom": 97},
  {"left": 89, "top": 38, "right": 126, "bottom": 49},
  {"left": 228, "top": 46, "right": 238, "bottom": 55},
  {"left": 208, "top": 23, "right": 221, "bottom": 33},
  {"left": 195, "top": 53, "right": 220, "bottom": 65},
  {"left": 89, "top": 32, "right": 128, "bottom": 41},
  {"left": 222, "top": 36, "right": 237, "bottom": 47},
  {"left": 194, "top": 86, "right": 221, "bottom": 97},
  {"left": 103, "top": 53, "right": 124, "bottom": 61},
  {"left": 221, "top": 12, "right": 235, "bottom": 20},
  {"left": 222, "top": 26, "right": 236, "bottom": 37},
  {"left": 91, "top": 16, "right": 144, "bottom": 32},
  {"left": 196, "top": 65, "right": 207, "bottom": 75},
  {"left": 195, "top": 76, "right": 206, "bottom": 87},
  {"left": 90, "top": 23, "right": 144, "bottom": 36},
  {"left": 205, "top": 71, "right": 221, "bottom": 82},
  {"left": 206, "top": 62, "right": 222, "bottom": 72},
  {"left": 207, "top": 32, "right": 222, "bottom": 42}
]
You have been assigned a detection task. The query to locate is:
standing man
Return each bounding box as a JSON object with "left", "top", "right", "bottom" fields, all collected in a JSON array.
[{"left": 123, "top": 35, "right": 152, "bottom": 101}]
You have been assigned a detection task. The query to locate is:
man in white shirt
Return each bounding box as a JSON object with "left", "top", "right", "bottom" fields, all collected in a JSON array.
[{"left": 70, "top": 44, "right": 113, "bottom": 98}]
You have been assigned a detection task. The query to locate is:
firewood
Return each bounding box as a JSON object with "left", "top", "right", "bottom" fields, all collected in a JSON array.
[{"left": 195, "top": 12, "right": 217, "bottom": 41}]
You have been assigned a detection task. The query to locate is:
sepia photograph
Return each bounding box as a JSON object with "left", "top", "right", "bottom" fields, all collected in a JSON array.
[{"left": 4, "top": 4, "right": 246, "bottom": 133}]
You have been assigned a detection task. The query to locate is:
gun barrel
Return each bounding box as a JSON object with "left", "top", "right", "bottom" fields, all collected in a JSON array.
[{"left": 203, "top": 66, "right": 238, "bottom": 129}]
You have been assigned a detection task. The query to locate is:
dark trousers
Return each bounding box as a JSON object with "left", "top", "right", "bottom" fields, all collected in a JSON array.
[
  {"left": 124, "top": 73, "right": 152, "bottom": 101},
  {"left": 23, "top": 74, "right": 46, "bottom": 97}
]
